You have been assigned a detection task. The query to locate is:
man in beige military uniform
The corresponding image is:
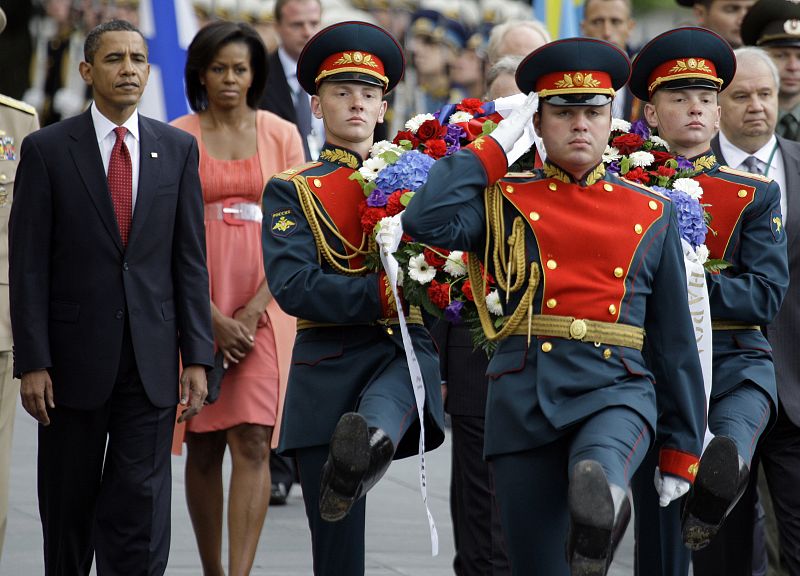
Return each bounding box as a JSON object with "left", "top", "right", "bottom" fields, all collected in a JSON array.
[{"left": 0, "top": 6, "right": 39, "bottom": 560}]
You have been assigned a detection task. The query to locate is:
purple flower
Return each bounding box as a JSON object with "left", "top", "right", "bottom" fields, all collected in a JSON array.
[
  {"left": 675, "top": 156, "right": 694, "bottom": 171},
  {"left": 630, "top": 119, "right": 651, "bottom": 139},
  {"left": 663, "top": 188, "right": 707, "bottom": 248},
  {"left": 444, "top": 300, "right": 464, "bottom": 324},
  {"left": 366, "top": 188, "right": 389, "bottom": 207},
  {"left": 607, "top": 160, "right": 621, "bottom": 174},
  {"left": 444, "top": 124, "right": 465, "bottom": 154},
  {"left": 374, "top": 150, "right": 436, "bottom": 193}
]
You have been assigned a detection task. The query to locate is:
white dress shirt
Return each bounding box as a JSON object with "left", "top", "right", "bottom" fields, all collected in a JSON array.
[
  {"left": 91, "top": 102, "right": 141, "bottom": 211},
  {"left": 719, "top": 130, "right": 787, "bottom": 225},
  {"left": 278, "top": 46, "right": 324, "bottom": 156}
]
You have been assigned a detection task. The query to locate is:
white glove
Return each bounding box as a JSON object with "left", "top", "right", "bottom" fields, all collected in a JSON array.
[
  {"left": 54, "top": 88, "right": 88, "bottom": 118},
  {"left": 654, "top": 466, "right": 691, "bottom": 507},
  {"left": 376, "top": 214, "right": 404, "bottom": 256},
  {"left": 489, "top": 91, "right": 539, "bottom": 154}
]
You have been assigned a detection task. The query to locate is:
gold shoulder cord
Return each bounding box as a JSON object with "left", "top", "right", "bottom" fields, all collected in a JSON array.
[
  {"left": 468, "top": 184, "right": 540, "bottom": 342},
  {"left": 293, "top": 176, "right": 371, "bottom": 275}
]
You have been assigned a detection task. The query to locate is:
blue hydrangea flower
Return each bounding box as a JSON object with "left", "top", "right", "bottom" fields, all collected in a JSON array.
[
  {"left": 663, "top": 188, "right": 707, "bottom": 248},
  {"left": 630, "top": 119, "right": 651, "bottom": 139},
  {"left": 444, "top": 300, "right": 464, "bottom": 324},
  {"left": 374, "top": 150, "right": 436, "bottom": 193}
]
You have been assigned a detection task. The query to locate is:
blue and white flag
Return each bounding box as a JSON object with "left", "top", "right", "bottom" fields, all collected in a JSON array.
[
  {"left": 138, "top": 0, "right": 198, "bottom": 121},
  {"left": 534, "top": 0, "right": 582, "bottom": 41}
]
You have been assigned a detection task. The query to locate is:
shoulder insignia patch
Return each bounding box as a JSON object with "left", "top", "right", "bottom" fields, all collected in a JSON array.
[
  {"left": 274, "top": 162, "right": 322, "bottom": 181},
  {"left": 270, "top": 208, "right": 298, "bottom": 237},
  {"left": 718, "top": 165, "right": 772, "bottom": 183},
  {"left": 0, "top": 94, "right": 37, "bottom": 116},
  {"left": 772, "top": 210, "right": 784, "bottom": 242}
]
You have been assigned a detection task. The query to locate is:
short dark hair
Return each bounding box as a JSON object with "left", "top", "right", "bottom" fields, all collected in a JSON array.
[
  {"left": 274, "top": 0, "right": 321, "bottom": 23},
  {"left": 184, "top": 20, "right": 268, "bottom": 112},
  {"left": 84, "top": 19, "right": 146, "bottom": 63}
]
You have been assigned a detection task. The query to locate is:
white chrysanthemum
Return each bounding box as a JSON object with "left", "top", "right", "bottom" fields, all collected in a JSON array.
[
  {"left": 673, "top": 177, "right": 704, "bottom": 200},
  {"left": 629, "top": 151, "right": 655, "bottom": 168},
  {"left": 486, "top": 290, "right": 503, "bottom": 316},
  {"left": 408, "top": 253, "right": 436, "bottom": 284},
  {"left": 649, "top": 135, "right": 669, "bottom": 150},
  {"left": 448, "top": 111, "right": 474, "bottom": 124},
  {"left": 405, "top": 113, "right": 437, "bottom": 133},
  {"left": 611, "top": 118, "right": 631, "bottom": 133},
  {"left": 444, "top": 250, "right": 467, "bottom": 277},
  {"left": 695, "top": 244, "right": 709, "bottom": 264},
  {"left": 397, "top": 267, "right": 405, "bottom": 287},
  {"left": 370, "top": 140, "right": 404, "bottom": 158},
  {"left": 359, "top": 156, "right": 387, "bottom": 181},
  {"left": 603, "top": 145, "right": 621, "bottom": 163}
]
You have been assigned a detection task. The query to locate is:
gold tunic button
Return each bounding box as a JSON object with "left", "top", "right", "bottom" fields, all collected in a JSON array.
[
  {"left": 0, "top": 174, "right": 6, "bottom": 183},
  {"left": 541, "top": 342, "right": 553, "bottom": 352},
  {"left": 738, "top": 189, "right": 747, "bottom": 198},
  {"left": 649, "top": 200, "right": 658, "bottom": 210},
  {"left": 614, "top": 267, "right": 624, "bottom": 278},
  {"left": 386, "top": 327, "right": 394, "bottom": 335},
  {"left": 313, "top": 178, "right": 322, "bottom": 188},
  {"left": 634, "top": 224, "right": 643, "bottom": 234},
  {"left": 603, "top": 183, "right": 613, "bottom": 192},
  {"left": 505, "top": 185, "right": 514, "bottom": 193},
  {"left": 603, "top": 348, "right": 612, "bottom": 359},
  {"left": 546, "top": 259, "right": 557, "bottom": 270},
  {"left": 530, "top": 211, "right": 540, "bottom": 221},
  {"left": 548, "top": 182, "right": 557, "bottom": 191},
  {"left": 608, "top": 304, "right": 617, "bottom": 315},
  {"left": 546, "top": 298, "right": 557, "bottom": 308}
]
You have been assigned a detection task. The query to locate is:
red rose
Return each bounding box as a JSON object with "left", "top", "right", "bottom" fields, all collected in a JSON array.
[
  {"left": 651, "top": 150, "right": 673, "bottom": 165},
  {"left": 624, "top": 167, "right": 651, "bottom": 184},
  {"left": 612, "top": 133, "right": 645, "bottom": 155},
  {"left": 456, "top": 98, "right": 485, "bottom": 115},
  {"left": 359, "top": 205, "right": 387, "bottom": 234},
  {"left": 417, "top": 119, "right": 446, "bottom": 141},
  {"left": 386, "top": 190, "right": 407, "bottom": 216},
  {"left": 427, "top": 280, "right": 451, "bottom": 309},
  {"left": 424, "top": 247, "right": 448, "bottom": 267},
  {"left": 656, "top": 165, "right": 676, "bottom": 178},
  {"left": 393, "top": 130, "right": 419, "bottom": 148},
  {"left": 401, "top": 233, "right": 414, "bottom": 243},
  {"left": 423, "top": 139, "right": 448, "bottom": 159}
]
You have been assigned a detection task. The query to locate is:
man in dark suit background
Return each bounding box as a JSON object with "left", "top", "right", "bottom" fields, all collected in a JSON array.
[
  {"left": 259, "top": 0, "right": 322, "bottom": 161},
  {"left": 8, "top": 19, "right": 214, "bottom": 576},
  {"left": 705, "top": 43, "right": 800, "bottom": 576}
]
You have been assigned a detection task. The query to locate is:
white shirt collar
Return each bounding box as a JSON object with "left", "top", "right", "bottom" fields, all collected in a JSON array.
[
  {"left": 90, "top": 102, "right": 140, "bottom": 143},
  {"left": 278, "top": 46, "right": 298, "bottom": 83},
  {"left": 718, "top": 130, "right": 777, "bottom": 171}
]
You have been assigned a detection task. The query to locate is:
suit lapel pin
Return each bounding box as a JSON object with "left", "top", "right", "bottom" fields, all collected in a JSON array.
[{"left": 150, "top": 152, "right": 158, "bottom": 158}]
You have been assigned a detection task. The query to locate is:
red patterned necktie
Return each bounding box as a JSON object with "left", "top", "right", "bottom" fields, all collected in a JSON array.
[{"left": 108, "top": 126, "right": 132, "bottom": 246}]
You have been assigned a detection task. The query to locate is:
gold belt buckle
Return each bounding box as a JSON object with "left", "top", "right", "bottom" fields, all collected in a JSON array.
[{"left": 569, "top": 319, "right": 588, "bottom": 340}]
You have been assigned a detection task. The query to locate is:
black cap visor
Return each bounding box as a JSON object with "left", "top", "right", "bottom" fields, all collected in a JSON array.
[
  {"left": 320, "top": 72, "right": 387, "bottom": 89},
  {"left": 543, "top": 93, "right": 613, "bottom": 106}
]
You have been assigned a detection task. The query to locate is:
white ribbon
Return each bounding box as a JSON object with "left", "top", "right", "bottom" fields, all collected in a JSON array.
[
  {"left": 681, "top": 239, "right": 714, "bottom": 450},
  {"left": 375, "top": 215, "right": 439, "bottom": 556}
]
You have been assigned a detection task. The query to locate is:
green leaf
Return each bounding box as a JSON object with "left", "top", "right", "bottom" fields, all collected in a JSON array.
[
  {"left": 481, "top": 119, "right": 498, "bottom": 136},
  {"left": 400, "top": 191, "right": 414, "bottom": 206},
  {"left": 620, "top": 156, "right": 631, "bottom": 174},
  {"left": 381, "top": 150, "right": 401, "bottom": 164},
  {"left": 398, "top": 139, "right": 414, "bottom": 151},
  {"left": 704, "top": 259, "right": 732, "bottom": 273}
]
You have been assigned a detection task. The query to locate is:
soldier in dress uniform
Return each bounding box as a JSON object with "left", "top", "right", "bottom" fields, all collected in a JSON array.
[
  {"left": 0, "top": 6, "right": 40, "bottom": 560},
  {"left": 403, "top": 37, "right": 707, "bottom": 576},
  {"left": 628, "top": 26, "right": 789, "bottom": 574},
  {"left": 261, "top": 21, "right": 445, "bottom": 576}
]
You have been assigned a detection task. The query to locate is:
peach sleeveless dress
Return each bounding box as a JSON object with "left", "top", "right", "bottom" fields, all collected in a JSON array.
[{"left": 185, "top": 145, "right": 279, "bottom": 432}]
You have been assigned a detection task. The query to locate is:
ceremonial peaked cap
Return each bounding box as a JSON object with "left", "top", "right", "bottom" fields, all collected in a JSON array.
[
  {"left": 629, "top": 26, "right": 736, "bottom": 101},
  {"left": 741, "top": 0, "right": 800, "bottom": 47},
  {"left": 516, "top": 38, "right": 630, "bottom": 106},
  {"left": 297, "top": 21, "right": 405, "bottom": 96}
]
